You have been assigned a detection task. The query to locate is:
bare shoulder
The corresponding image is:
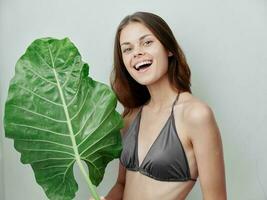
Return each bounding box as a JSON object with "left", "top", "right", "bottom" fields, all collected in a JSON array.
[
  {"left": 177, "top": 93, "right": 217, "bottom": 135},
  {"left": 184, "top": 97, "right": 214, "bottom": 125},
  {"left": 120, "top": 107, "right": 141, "bottom": 136}
]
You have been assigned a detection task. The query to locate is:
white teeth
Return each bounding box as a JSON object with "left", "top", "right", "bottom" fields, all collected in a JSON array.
[{"left": 134, "top": 60, "right": 152, "bottom": 70}]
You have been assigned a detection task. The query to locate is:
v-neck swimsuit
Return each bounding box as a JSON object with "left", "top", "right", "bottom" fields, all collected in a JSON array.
[{"left": 120, "top": 92, "right": 197, "bottom": 182}]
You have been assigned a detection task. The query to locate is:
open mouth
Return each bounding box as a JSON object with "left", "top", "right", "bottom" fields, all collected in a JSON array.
[{"left": 134, "top": 60, "right": 153, "bottom": 71}]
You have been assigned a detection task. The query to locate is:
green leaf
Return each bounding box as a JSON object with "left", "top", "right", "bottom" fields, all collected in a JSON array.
[{"left": 4, "top": 37, "right": 123, "bottom": 200}]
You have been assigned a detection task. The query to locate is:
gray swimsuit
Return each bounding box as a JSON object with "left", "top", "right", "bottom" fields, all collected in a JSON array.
[{"left": 120, "top": 92, "right": 196, "bottom": 182}]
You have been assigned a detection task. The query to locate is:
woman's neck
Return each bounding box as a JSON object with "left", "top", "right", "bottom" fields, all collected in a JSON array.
[{"left": 146, "top": 74, "right": 180, "bottom": 110}]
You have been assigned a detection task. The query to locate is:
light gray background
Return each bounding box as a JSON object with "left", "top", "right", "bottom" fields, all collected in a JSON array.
[{"left": 0, "top": 0, "right": 266, "bottom": 199}]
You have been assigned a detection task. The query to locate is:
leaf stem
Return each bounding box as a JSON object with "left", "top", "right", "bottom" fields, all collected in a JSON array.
[
  {"left": 76, "top": 158, "right": 101, "bottom": 200},
  {"left": 49, "top": 46, "right": 100, "bottom": 200}
]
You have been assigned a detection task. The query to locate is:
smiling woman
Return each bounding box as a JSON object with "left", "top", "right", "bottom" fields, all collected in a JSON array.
[
  {"left": 111, "top": 12, "right": 192, "bottom": 117},
  {"left": 119, "top": 23, "right": 171, "bottom": 87},
  {"left": 91, "top": 11, "right": 227, "bottom": 200}
]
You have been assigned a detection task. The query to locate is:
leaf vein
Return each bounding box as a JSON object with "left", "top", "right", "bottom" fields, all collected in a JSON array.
[
  {"left": 17, "top": 139, "right": 72, "bottom": 148},
  {"left": 61, "top": 63, "right": 76, "bottom": 88},
  {"left": 74, "top": 90, "right": 108, "bottom": 137},
  {"left": 39, "top": 165, "right": 69, "bottom": 170},
  {"left": 11, "top": 105, "right": 67, "bottom": 123},
  {"left": 10, "top": 123, "right": 69, "bottom": 137},
  {"left": 77, "top": 105, "right": 116, "bottom": 144},
  {"left": 34, "top": 49, "right": 53, "bottom": 70},
  {"left": 70, "top": 88, "right": 92, "bottom": 121},
  {"left": 23, "top": 65, "right": 57, "bottom": 85},
  {"left": 63, "top": 160, "right": 75, "bottom": 182},
  {"left": 17, "top": 85, "right": 63, "bottom": 106},
  {"left": 82, "top": 143, "right": 115, "bottom": 158},
  {"left": 82, "top": 158, "right": 102, "bottom": 178},
  {"left": 40, "top": 173, "right": 65, "bottom": 182},
  {"left": 22, "top": 149, "right": 75, "bottom": 157},
  {"left": 30, "top": 157, "right": 74, "bottom": 164},
  {"left": 66, "top": 79, "right": 82, "bottom": 107}
]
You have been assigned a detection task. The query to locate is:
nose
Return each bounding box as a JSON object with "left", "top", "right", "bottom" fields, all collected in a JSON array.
[{"left": 133, "top": 46, "right": 144, "bottom": 58}]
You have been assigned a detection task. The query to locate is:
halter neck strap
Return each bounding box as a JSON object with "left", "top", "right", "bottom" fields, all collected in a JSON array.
[
  {"left": 140, "top": 91, "right": 181, "bottom": 114},
  {"left": 171, "top": 92, "right": 181, "bottom": 113}
]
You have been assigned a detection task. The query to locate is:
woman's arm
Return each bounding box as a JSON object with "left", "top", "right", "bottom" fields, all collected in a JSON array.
[
  {"left": 185, "top": 102, "right": 227, "bottom": 200},
  {"left": 104, "top": 163, "right": 126, "bottom": 200}
]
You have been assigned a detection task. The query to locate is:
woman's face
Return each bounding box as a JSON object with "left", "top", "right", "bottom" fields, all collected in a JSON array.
[{"left": 120, "top": 22, "right": 171, "bottom": 86}]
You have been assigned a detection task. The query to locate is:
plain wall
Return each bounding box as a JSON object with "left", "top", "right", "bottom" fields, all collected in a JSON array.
[{"left": 0, "top": 0, "right": 267, "bottom": 199}]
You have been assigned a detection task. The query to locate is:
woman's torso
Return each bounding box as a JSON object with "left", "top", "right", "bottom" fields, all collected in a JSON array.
[
  {"left": 123, "top": 171, "right": 195, "bottom": 200},
  {"left": 121, "top": 92, "right": 199, "bottom": 200}
]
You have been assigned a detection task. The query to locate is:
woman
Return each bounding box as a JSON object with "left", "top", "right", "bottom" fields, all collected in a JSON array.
[{"left": 92, "top": 11, "right": 227, "bottom": 200}]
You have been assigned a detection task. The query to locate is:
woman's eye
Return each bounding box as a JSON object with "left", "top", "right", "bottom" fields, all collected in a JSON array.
[
  {"left": 144, "top": 40, "right": 153, "bottom": 46},
  {"left": 122, "top": 48, "right": 132, "bottom": 53}
]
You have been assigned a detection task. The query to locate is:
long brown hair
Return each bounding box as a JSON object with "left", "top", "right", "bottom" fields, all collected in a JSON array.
[{"left": 110, "top": 11, "right": 192, "bottom": 117}]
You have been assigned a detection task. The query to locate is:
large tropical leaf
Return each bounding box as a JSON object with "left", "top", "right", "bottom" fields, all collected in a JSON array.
[{"left": 4, "top": 37, "right": 123, "bottom": 200}]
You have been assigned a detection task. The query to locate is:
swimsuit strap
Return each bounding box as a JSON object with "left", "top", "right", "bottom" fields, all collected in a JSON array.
[
  {"left": 171, "top": 91, "right": 181, "bottom": 113},
  {"left": 141, "top": 91, "right": 181, "bottom": 114}
]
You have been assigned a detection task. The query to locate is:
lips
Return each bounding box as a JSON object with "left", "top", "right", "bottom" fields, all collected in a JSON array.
[{"left": 133, "top": 59, "right": 153, "bottom": 71}]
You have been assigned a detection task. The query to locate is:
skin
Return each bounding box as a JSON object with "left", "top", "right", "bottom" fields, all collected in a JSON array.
[{"left": 90, "top": 22, "right": 227, "bottom": 200}]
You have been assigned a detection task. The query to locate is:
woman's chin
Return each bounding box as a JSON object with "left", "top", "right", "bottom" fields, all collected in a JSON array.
[
  {"left": 134, "top": 73, "right": 167, "bottom": 86},
  {"left": 135, "top": 79, "right": 157, "bottom": 86}
]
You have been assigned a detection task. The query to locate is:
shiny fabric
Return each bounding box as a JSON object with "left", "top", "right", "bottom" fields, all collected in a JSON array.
[{"left": 120, "top": 93, "right": 196, "bottom": 182}]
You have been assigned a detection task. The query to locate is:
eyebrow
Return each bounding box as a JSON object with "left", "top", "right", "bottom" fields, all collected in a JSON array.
[{"left": 120, "top": 34, "right": 153, "bottom": 46}]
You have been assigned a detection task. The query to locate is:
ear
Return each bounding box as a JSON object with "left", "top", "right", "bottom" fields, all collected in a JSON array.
[{"left": 168, "top": 51, "right": 173, "bottom": 57}]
